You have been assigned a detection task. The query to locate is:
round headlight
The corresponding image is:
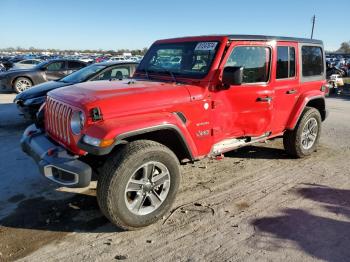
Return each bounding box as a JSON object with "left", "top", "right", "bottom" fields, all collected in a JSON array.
[{"left": 70, "top": 111, "right": 85, "bottom": 135}]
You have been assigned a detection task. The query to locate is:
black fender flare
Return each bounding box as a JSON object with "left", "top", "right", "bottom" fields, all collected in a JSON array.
[{"left": 78, "top": 124, "right": 195, "bottom": 161}]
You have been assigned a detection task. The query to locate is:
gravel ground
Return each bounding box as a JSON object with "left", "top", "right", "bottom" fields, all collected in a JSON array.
[{"left": 0, "top": 91, "right": 349, "bottom": 262}]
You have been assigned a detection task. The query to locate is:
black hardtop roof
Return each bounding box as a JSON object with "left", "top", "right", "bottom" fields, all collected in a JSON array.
[
  {"left": 96, "top": 61, "right": 139, "bottom": 66},
  {"left": 161, "top": 34, "right": 323, "bottom": 45},
  {"left": 227, "top": 35, "right": 323, "bottom": 45}
]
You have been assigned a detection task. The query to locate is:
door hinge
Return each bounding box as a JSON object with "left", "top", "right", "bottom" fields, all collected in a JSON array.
[
  {"left": 212, "top": 100, "right": 222, "bottom": 109},
  {"left": 212, "top": 127, "right": 221, "bottom": 136}
]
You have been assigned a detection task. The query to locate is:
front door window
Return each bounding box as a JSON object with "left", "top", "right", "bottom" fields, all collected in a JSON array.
[
  {"left": 225, "top": 46, "right": 271, "bottom": 83},
  {"left": 47, "top": 62, "right": 65, "bottom": 71}
]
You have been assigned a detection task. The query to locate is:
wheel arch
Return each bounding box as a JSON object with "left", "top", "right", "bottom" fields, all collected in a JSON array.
[
  {"left": 116, "top": 125, "right": 195, "bottom": 163},
  {"left": 12, "top": 75, "right": 34, "bottom": 89},
  {"left": 287, "top": 95, "right": 327, "bottom": 130},
  {"left": 306, "top": 97, "right": 327, "bottom": 121}
]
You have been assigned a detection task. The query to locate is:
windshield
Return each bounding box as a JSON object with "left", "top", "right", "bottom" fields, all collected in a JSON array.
[
  {"left": 136, "top": 41, "right": 220, "bottom": 79},
  {"left": 60, "top": 64, "right": 106, "bottom": 83}
]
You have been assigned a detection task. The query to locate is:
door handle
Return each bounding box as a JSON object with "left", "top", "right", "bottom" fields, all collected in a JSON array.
[
  {"left": 256, "top": 97, "right": 273, "bottom": 103},
  {"left": 286, "top": 89, "right": 297, "bottom": 94}
]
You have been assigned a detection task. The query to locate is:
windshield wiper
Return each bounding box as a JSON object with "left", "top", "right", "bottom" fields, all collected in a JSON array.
[
  {"left": 139, "top": 67, "right": 178, "bottom": 83},
  {"left": 164, "top": 70, "right": 177, "bottom": 83},
  {"left": 139, "top": 69, "right": 150, "bottom": 80},
  {"left": 152, "top": 66, "right": 178, "bottom": 83}
]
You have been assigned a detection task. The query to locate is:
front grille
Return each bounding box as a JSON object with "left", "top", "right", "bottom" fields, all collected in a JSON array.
[{"left": 45, "top": 96, "right": 72, "bottom": 145}]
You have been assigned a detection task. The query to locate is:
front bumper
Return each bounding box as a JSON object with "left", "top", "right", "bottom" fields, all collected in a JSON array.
[
  {"left": 21, "top": 124, "right": 92, "bottom": 187},
  {"left": 0, "top": 77, "right": 11, "bottom": 89}
]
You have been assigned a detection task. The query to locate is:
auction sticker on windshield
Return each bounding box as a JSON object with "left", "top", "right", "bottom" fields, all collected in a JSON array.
[{"left": 195, "top": 42, "right": 218, "bottom": 51}]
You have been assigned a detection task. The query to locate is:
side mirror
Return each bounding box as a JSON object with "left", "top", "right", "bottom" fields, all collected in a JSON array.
[
  {"left": 222, "top": 66, "right": 243, "bottom": 87},
  {"left": 40, "top": 67, "right": 47, "bottom": 71}
]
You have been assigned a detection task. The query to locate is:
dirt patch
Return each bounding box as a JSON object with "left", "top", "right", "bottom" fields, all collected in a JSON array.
[
  {"left": 0, "top": 189, "right": 112, "bottom": 261},
  {"left": 235, "top": 202, "right": 250, "bottom": 210},
  {"left": 1, "top": 97, "right": 350, "bottom": 261}
]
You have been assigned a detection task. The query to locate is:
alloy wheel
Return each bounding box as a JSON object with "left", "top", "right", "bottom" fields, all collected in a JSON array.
[
  {"left": 16, "top": 79, "right": 32, "bottom": 92},
  {"left": 301, "top": 117, "right": 318, "bottom": 150},
  {"left": 124, "top": 161, "right": 171, "bottom": 215}
]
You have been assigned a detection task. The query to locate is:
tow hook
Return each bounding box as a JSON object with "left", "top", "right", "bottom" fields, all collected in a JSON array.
[
  {"left": 215, "top": 154, "right": 224, "bottom": 160},
  {"left": 47, "top": 147, "right": 58, "bottom": 156}
]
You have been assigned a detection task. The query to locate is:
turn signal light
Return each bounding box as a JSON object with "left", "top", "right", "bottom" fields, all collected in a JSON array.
[
  {"left": 321, "top": 84, "right": 330, "bottom": 93},
  {"left": 99, "top": 139, "right": 115, "bottom": 148}
]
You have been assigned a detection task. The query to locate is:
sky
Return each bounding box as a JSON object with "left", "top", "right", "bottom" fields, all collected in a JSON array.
[{"left": 1, "top": 0, "right": 348, "bottom": 51}]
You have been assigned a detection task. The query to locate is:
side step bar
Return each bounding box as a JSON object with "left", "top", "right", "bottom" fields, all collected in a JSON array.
[{"left": 210, "top": 132, "right": 271, "bottom": 156}]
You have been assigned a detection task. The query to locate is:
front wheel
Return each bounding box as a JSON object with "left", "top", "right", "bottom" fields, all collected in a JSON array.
[
  {"left": 283, "top": 107, "right": 322, "bottom": 158},
  {"left": 97, "top": 140, "right": 180, "bottom": 230}
]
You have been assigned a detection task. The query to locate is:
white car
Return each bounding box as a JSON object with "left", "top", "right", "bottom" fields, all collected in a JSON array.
[
  {"left": 11, "top": 59, "right": 42, "bottom": 70},
  {"left": 109, "top": 56, "right": 126, "bottom": 62},
  {"left": 128, "top": 56, "right": 143, "bottom": 62},
  {"left": 329, "top": 74, "right": 344, "bottom": 87},
  {"left": 79, "top": 57, "right": 94, "bottom": 63}
]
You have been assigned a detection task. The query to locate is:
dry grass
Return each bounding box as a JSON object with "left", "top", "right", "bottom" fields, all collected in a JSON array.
[{"left": 343, "top": 77, "right": 350, "bottom": 84}]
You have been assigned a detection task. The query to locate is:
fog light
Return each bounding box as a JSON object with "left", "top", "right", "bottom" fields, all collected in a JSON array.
[{"left": 83, "top": 135, "right": 101, "bottom": 146}]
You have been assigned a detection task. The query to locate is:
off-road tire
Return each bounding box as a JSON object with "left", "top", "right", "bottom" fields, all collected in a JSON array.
[
  {"left": 13, "top": 77, "right": 33, "bottom": 93},
  {"left": 283, "top": 107, "right": 322, "bottom": 158},
  {"left": 97, "top": 140, "right": 180, "bottom": 230}
]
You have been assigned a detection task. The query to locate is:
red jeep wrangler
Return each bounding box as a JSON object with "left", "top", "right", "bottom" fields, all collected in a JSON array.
[{"left": 21, "top": 35, "right": 328, "bottom": 230}]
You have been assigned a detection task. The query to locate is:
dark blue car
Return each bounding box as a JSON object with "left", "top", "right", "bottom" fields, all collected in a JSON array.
[{"left": 14, "top": 61, "right": 138, "bottom": 120}]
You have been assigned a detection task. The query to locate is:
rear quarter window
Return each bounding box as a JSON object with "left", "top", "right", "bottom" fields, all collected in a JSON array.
[{"left": 302, "top": 46, "right": 324, "bottom": 77}]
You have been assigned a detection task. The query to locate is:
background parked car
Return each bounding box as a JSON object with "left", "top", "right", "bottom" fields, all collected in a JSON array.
[
  {"left": 328, "top": 74, "right": 344, "bottom": 95},
  {"left": 11, "top": 59, "right": 42, "bottom": 70},
  {"left": 14, "top": 61, "right": 138, "bottom": 120},
  {"left": 0, "top": 57, "right": 17, "bottom": 71},
  {"left": 79, "top": 56, "right": 95, "bottom": 64},
  {"left": 0, "top": 59, "right": 87, "bottom": 93},
  {"left": 109, "top": 56, "right": 127, "bottom": 62},
  {"left": 326, "top": 63, "right": 347, "bottom": 78}
]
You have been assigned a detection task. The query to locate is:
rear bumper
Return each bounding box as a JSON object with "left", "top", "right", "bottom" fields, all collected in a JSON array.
[{"left": 21, "top": 124, "right": 92, "bottom": 187}]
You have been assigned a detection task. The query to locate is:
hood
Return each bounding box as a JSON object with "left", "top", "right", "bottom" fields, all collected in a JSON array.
[
  {"left": 49, "top": 80, "right": 192, "bottom": 119},
  {"left": 15, "top": 80, "right": 71, "bottom": 101},
  {"left": 3, "top": 68, "right": 34, "bottom": 74}
]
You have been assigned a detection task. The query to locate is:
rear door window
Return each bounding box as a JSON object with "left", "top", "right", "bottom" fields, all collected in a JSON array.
[
  {"left": 276, "top": 46, "right": 296, "bottom": 79},
  {"left": 111, "top": 67, "right": 129, "bottom": 79},
  {"left": 96, "top": 66, "right": 130, "bottom": 80}
]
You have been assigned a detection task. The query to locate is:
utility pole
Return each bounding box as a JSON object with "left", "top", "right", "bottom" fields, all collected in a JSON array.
[{"left": 311, "top": 15, "right": 316, "bottom": 39}]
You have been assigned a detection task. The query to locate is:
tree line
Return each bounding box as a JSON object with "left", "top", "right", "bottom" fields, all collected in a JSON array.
[
  {"left": 2, "top": 41, "right": 350, "bottom": 55},
  {"left": 337, "top": 42, "right": 350, "bottom": 54},
  {"left": 0, "top": 46, "right": 149, "bottom": 55}
]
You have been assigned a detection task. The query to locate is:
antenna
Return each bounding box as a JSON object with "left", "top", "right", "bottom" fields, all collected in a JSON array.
[{"left": 311, "top": 15, "right": 316, "bottom": 39}]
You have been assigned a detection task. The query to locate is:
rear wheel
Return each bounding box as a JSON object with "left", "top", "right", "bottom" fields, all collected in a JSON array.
[
  {"left": 283, "top": 107, "right": 322, "bottom": 158},
  {"left": 13, "top": 77, "right": 33, "bottom": 93},
  {"left": 97, "top": 140, "right": 180, "bottom": 230}
]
